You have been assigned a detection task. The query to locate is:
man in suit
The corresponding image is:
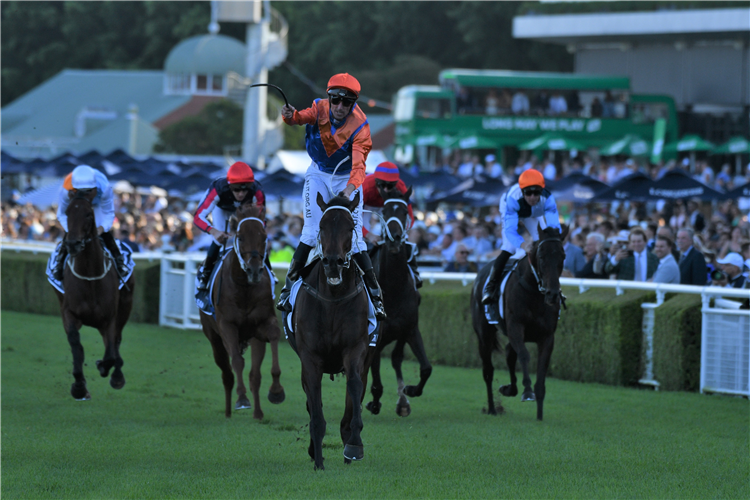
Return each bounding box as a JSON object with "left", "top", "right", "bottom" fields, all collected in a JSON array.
[
  {"left": 576, "top": 232, "right": 608, "bottom": 279},
  {"left": 651, "top": 236, "right": 681, "bottom": 284},
  {"left": 605, "top": 227, "right": 659, "bottom": 281},
  {"left": 676, "top": 228, "right": 708, "bottom": 286}
]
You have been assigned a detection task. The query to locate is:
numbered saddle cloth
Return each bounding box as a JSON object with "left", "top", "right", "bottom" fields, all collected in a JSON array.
[{"left": 46, "top": 239, "right": 135, "bottom": 294}]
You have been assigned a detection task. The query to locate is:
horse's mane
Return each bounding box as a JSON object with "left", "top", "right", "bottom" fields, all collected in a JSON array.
[
  {"left": 237, "top": 203, "right": 263, "bottom": 219},
  {"left": 529, "top": 226, "right": 565, "bottom": 255}
]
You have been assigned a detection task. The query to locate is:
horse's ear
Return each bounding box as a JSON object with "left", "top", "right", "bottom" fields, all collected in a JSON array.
[
  {"left": 404, "top": 186, "right": 413, "bottom": 200},
  {"left": 316, "top": 192, "right": 328, "bottom": 212},
  {"left": 560, "top": 223, "right": 570, "bottom": 241},
  {"left": 348, "top": 191, "right": 360, "bottom": 212}
]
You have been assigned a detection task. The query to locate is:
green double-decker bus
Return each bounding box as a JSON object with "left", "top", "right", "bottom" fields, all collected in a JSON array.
[{"left": 392, "top": 69, "right": 678, "bottom": 167}]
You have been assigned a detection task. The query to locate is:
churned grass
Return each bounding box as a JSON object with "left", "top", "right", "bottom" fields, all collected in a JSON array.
[{"left": 1, "top": 311, "right": 748, "bottom": 499}]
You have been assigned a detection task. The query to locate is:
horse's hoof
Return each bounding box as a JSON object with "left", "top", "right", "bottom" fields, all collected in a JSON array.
[
  {"left": 110, "top": 375, "right": 125, "bottom": 390},
  {"left": 499, "top": 385, "right": 518, "bottom": 397},
  {"left": 403, "top": 385, "right": 422, "bottom": 398},
  {"left": 344, "top": 458, "right": 351, "bottom": 465},
  {"left": 482, "top": 405, "right": 505, "bottom": 416},
  {"left": 75, "top": 392, "right": 91, "bottom": 401},
  {"left": 522, "top": 391, "right": 536, "bottom": 402},
  {"left": 71, "top": 383, "right": 89, "bottom": 400},
  {"left": 235, "top": 397, "right": 252, "bottom": 410},
  {"left": 267, "top": 390, "right": 285, "bottom": 404},
  {"left": 253, "top": 410, "right": 264, "bottom": 420},
  {"left": 313, "top": 463, "right": 325, "bottom": 471},
  {"left": 366, "top": 401, "right": 381, "bottom": 415},
  {"left": 396, "top": 402, "right": 411, "bottom": 417},
  {"left": 343, "top": 444, "right": 364, "bottom": 461},
  {"left": 95, "top": 360, "right": 110, "bottom": 378}
]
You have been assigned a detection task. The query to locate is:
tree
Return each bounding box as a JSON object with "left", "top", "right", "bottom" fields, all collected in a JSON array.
[{"left": 154, "top": 100, "right": 243, "bottom": 155}]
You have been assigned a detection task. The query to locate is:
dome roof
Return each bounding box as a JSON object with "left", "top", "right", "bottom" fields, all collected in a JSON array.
[{"left": 164, "top": 34, "right": 246, "bottom": 75}]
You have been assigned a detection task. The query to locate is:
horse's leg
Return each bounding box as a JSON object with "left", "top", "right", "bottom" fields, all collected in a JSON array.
[
  {"left": 479, "top": 335, "right": 501, "bottom": 415},
  {"left": 207, "top": 329, "right": 234, "bottom": 418},
  {"left": 112, "top": 281, "right": 134, "bottom": 389},
  {"left": 248, "top": 337, "right": 265, "bottom": 420},
  {"left": 365, "top": 343, "right": 385, "bottom": 415},
  {"left": 534, "top": 335, "right": 555, "bottom": 421},
  {"left": 507, "top": 326, "right": 535, "bottom": 402},
  {"left": 301, "top": 358, "right": 326, "bottom": 470},
  {"left": 219, "top": 322, "right": 251, "bottom": 410},
  {"left": 391, "top": 339, "right": 411, "bottom": 417},
  {"left": 100, "top": 318, "right": 125, "bottom": 390},
  {"left": 95, "top": 320, "right": 117, "bottom": 379},
  {"left": 62, "top": 313, "right": 89, "bottom": 400},
  {"left": 499, "top": 341, "right": 519, "bottom": 397},
  {"left": 341, "top": 349, "right": 366, "bottom": 463},
  {"left": 403, "top": 328, "right": 432, "bottom": 398},
  {"left": 266, "top": 329, "right": 285, "bottom": 404}
]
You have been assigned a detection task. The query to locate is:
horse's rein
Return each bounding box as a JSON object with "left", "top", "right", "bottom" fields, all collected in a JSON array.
[
  {"left": 65, "top": 238, "right": 113, "bottom": 281},
  {"left": 233, "top": 216, "right": 266, "bottom": 272},
  {"left": 527, "top": 237, "right": 561, "bottom": 295},
  {"left": 317, "top": 205, "right": 356, "bottom": 268},
  {"left": 375, "top": 198, "right": 411, "bottom": 244}
]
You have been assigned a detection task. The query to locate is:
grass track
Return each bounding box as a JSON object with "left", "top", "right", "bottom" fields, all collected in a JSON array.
[{"left": 2, "top": 311, "right": 748, "bottom": 499}]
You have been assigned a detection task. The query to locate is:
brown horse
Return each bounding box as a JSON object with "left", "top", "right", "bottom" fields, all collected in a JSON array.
[
  {"left": 470, "top": 224, "right": 568, "bottom": 421},
  {"left": 199, "top": 203, "right": 285, "bottom": 419},
  {"left": 366, "top": 187, "right": 431, "bottom": 417},
  {"left": 289, "top": 192, "right": 372, "bottom": 470},
  {"left": 54, "top": 193, "right": 134, "bottom": 400}
]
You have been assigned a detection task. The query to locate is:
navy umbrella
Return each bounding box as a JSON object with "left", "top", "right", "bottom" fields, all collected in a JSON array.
[
  {"left": 725, "top": 182, "right": 750, "bottom": 199},
  {"left": 427, "top": 177, "right": 507, "bottom": 207},
  {"left": 647, "top": 169, "right": 727, "bottom": 201},
  {"left": 1, "top": 151, "right": 27, "bottom": 174},
  {"left": 260, "top": 169, "right": 304, "bottom": 199},
  {"left": 594, "top": 172, "right": 654, "bottom": 202},
  {"left": 550, "top": 177, "right": 609, "bottom": 203}
]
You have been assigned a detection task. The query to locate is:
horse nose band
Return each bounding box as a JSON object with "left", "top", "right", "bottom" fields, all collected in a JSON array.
[
  {"left": 233, "top": 217, "right": 266, "bottom": 273},
  {"left": 318, "top": 205, "right": 355, "bottom": 268}
]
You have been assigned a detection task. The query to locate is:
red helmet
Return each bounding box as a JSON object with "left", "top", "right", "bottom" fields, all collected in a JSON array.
[
  {"left": 519, "top": 169, "right": 545, "bottom": 190},
  {"left": 227, "top": 162, "right": 254, "bottom": 184},
  {"left": 327, "top": 73, "right": 360, "bottom": 100},
  {"left": 374, "top": 162, "right": 400, "bottom": 182}
]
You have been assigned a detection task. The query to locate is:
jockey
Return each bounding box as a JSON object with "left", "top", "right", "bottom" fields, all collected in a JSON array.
[
  {"left": 481, "top": 169, "right": 561, "bottom": 319},
  {"left": 362, "top": 161, "right": 422, "bottom": 288},
  {"left": 53, "top": 164, "right": 127, "bottom": 280},
  {"left": 193, "top": 161, "right": 268, "bottom": 291},
  {"left": 276, "top": 72, "right": 386, "bottom": 319}
]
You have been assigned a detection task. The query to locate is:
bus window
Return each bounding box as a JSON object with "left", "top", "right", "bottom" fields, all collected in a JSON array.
[
  {"left": 416, "top": 97, "right": 452, "bottom": 119},
  {"left": 394, "top": 94, "right": 415, "bottom": 122},
  {"left": 631, "top": 102, "right": 668, "bottom": 124}
]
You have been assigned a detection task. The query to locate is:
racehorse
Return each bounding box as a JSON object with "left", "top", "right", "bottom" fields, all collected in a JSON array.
[
  {"left": 470, "top": 224, "right": 568, "bottom": 421},
  {"left": 53, "top": 192, "right": 134, "bottom": 400},
  {"left": 199, "top": 203, "right": 285, "bottom": 419},
  {"left": 289, "top": 192, "right": 372, "bottom": 470},
  {"left": 366, "top": 187, "right": 431, "bottom": 417}
]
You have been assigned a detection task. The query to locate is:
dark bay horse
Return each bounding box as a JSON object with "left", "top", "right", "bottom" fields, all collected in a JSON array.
[
  {"left": 290, "top": 192, "right": 372, "bottom": 470},
  {"left": 199, "top": 203, "right": 285, "bottom": 419},
  {"left": 54, "top": 193, "right": 134, "bottom": 400},
  {"left": 470, "top": 224, "right": 568, "bottom": 421},
  {"left": 366, "top": 188, "right": 431, "bottom": 417}
]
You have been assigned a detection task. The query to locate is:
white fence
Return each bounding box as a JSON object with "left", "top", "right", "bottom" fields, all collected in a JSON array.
[{"left": 2, "top": 240, "right": 748, "bottom": 397}]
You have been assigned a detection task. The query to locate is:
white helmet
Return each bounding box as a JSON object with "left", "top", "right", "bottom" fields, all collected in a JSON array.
[{"left": 71, "top": 165, "right": 97, "bottom": 189}]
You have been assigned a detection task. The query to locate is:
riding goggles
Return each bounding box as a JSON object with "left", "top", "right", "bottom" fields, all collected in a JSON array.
[
  {"left": 327, "top": 89, "right": 357, "bottom": 107},
  {"left": 230, "top": 184, "right": 251, "bottom": 193},
  {"left": 523, "top": 188, "right": 542, "bottom": 197},
  {"left": 376, "top": 180, "right": 398, "bottom": 191}
]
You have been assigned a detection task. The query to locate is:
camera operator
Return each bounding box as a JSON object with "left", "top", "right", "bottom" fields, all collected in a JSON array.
[
  {"left": 605, "top": 228, "right": 658, "bottom": 281},
  {"left": 576, "top": 232, "right": 607, "bottom": 279},
  {"left": 714, "top": 252, "right": 747, "bottom": 289}
]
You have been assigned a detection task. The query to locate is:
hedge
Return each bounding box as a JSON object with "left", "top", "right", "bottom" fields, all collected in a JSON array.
[
  {"left": 0, "top": 252, "right": 701, "bottom": 390},
  {"left": 1, "top": 252, "right": 161, "bottom": 324}
]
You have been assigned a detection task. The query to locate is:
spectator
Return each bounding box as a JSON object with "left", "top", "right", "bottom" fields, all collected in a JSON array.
[
  {"left": 484, "top": 90, "right": 500, "bottom": 115},
  {"left": 120, "top": 228, "right": 141, "bottom": 253},
  {"left": 719, "top": 225, "right": 747, "bottom": 259},
  {"left": 511, "top": 90, "right": 530, "bottom": 115},
  {"left": 563, "top": 228, "right": 586, "bottom": 277},
  {"left": 484, "top": 154, "right": 503, "bottom": 180},
  {"left": 590, "top": 97, "right": 603, "bottom": 118},
  {"left": 576, "top": 232, "right": 607, "bottom": 279},
  {"left": 651, "top": 236, "right": 680, "bottom": 284},
  {"left": 543, "top": 159, "right": 557, "bottom": 182},
  {"left": 676, "top": 228, "right": 707, "bottom": 286},
  {"left": 741, "top": 241, "right": 750, "bottom": 277},
  {"left": 716, "top": 252, "right": 747, "bottom": 288},
  {"left": 548, "top": 92, "right": 568, "bottom": 115},
  {"left": 533, "top": 90, "right": 549, "bottom": 115},
  {"left": 463, "top": 224, "right": 493, "bottom": 261},
  {"left": 444, "top": 244, "right": 477, "bottom": 273},
  {"left": 602, "top": 91, "right": 616, "bottom": 118},
  {"left": 605, "top": 227, "right": 659, "bottom": 281},
  {"left": 686, "top": 199, "right": 705, "bottom": 232}
]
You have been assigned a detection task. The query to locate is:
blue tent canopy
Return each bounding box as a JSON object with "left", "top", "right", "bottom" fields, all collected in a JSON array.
[
  {"left": 647, "top": 169, "right": 727, "bottom": 201},
  {"left": 594, "top": 172, "right": 654, "bottom": 202},
  {"left": 427, "top": 177, "right": 507, "bottom": 207}
]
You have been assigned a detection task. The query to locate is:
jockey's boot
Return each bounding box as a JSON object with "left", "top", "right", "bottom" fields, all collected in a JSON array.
[
  {"left": 101, "top": 231, "right": 128, "bottom": 277},
  {"left": 482, "top": 250, "right": 513, "bottom": 306},
  {"left": 197, "top": 242, "right": 221, "bottom": 291},
  {"left": 353, "top": 251, "right": 387, "bottom": 321},
  {"left": 53, "top": 243, "right": 68, "bottom": 281},
  {"left": 408, "top": 258, "right": 423, "bottom": 289},
  {"left": 276, "top": 242, "right": 313, "bottom": 312}
]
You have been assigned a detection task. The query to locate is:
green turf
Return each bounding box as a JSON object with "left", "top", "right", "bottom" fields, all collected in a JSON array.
[{"left": 2, "top": 311, "right": 748, "bottom": 499}]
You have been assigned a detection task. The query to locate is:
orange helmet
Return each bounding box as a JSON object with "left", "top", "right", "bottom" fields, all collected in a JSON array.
[
  {"left": 227, "top": 162, "right": 254, "bottom": 184},
  {"left": 519, "top": 169, "right": 545, "bottom": 190},
  {"left": 327, "top": 73, "right": 360, "bottom": 100}
]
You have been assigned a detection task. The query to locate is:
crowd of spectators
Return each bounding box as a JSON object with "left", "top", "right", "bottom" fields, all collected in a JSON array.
[{"left": 3, "top": 154, "right": 750, "bottom": 289}]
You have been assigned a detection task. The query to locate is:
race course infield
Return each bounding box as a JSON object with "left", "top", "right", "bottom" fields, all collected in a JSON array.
[{"left": 2, "top": 311, "right": 747, "bottom": 499}]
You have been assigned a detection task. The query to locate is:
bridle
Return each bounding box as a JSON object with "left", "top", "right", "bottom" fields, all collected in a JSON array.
[
  {"left": 381, "top": 198, "right": 411, "bottom": 244},
  {"left": 233, "top": 216, "right": 266, "bottom": 273},
  {"left": 64, "top": 197, "right": 112, "bottom": 281},
  {"left": 317, "top": 205, "right": 355, "bottom": 269},
  {"left": 527, "top": 236, "right": 562, "bottom": 295}
]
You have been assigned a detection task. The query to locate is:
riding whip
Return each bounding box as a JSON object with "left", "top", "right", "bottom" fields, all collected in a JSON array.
[{"left": 250, "top": 83, "right": 289, "bottom": 107}]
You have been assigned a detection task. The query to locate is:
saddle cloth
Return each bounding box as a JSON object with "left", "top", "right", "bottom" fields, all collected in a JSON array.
[
  {"left": 483, "top": 260, "right": 519, "bottom": 325},
  {"left": 46, "top": 239, "right": 135, "bottom": 294},
  {"left": 195, "top": 249, "right": 276, "bottom": 316},
  {"left": 283, "top": 276, "right": 378, "bottom": 347}
]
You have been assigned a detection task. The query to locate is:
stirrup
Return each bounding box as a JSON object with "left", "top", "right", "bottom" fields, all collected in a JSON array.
[
  {"left": 481, "top": 287, "right": 498, "bottom": 306},
  {"left": 486, "top": 303, "right": 500, "bottom": 323},
  {"left": 373, "top": 301, "right": 387, "bottom": 321}
]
